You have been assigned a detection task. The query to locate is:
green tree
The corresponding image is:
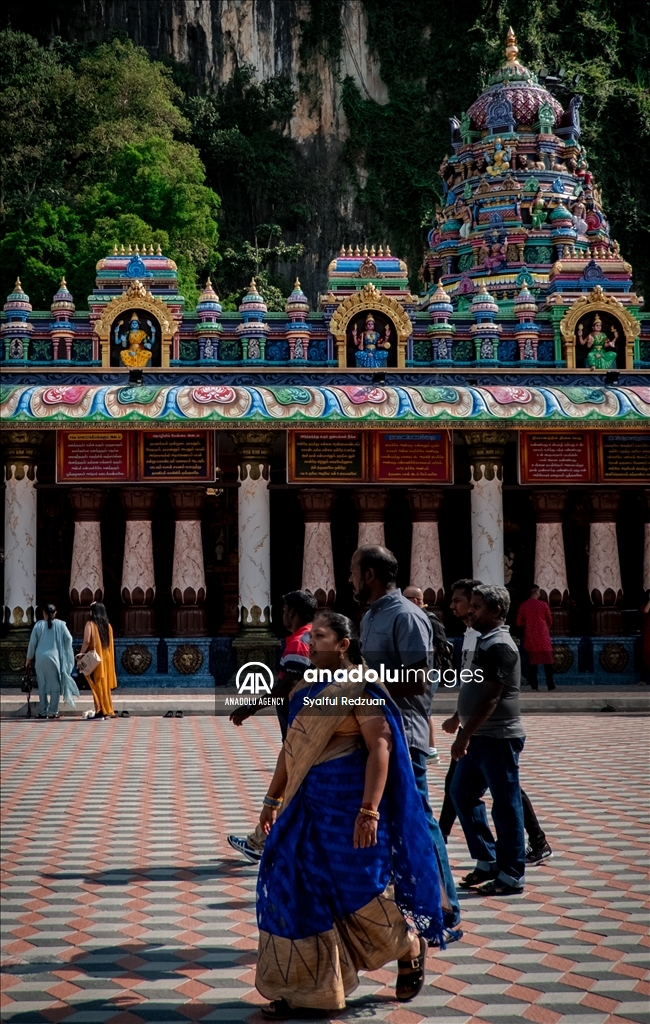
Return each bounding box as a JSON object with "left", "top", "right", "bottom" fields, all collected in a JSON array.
[
  {"left": 0, "top": 32, "right": 221, "bottom": 308},
  {"left": 0, "top": 31, "right": 74, "bottom": 223}
]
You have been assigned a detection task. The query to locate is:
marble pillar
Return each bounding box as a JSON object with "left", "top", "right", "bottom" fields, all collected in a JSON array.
[
  {"left": 230, "top": 432, "right": 280, "bottom": 669},
  {"left": 170, "top": 488, "right": 207, "bottom": 636},
  {"left": 587, "top": 490, "right": 622, "bottom": 635},
  {"left": 408, "top": 489, "right": 444, "bottom": 614},
  {"left": 299, "top": 489, "right": 336, "bottom": 606},
  {"left": 121, "top": 489, "right": 156, "bottom": 636},
  {"left": 1, "top": 432, "right": 42, "bottom": 682},
  {"left": 464, "top": 432, "right": 508, "bottom": 587},
  {"left": 69, "top": 489, "right": 106, "bottom": 636},
  {"left": 642, "top": 491, "right": 650, "bottom": 593},
  {"left": 354, "top": 489, "right": 388, "bottom": 549},
  {"left": 530, "top": 490, "right": 569, "bottom": 635}
]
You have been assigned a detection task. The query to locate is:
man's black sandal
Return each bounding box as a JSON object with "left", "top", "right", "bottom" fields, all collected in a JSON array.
[
  {"left": 396, "top": 935, "right": 427, "bottom": 1002},
  {"left": 458, "top": 868, "right": 496, "bottom": 889},
  {"left": 476, "top": 878, "right": 524, "bottom": 896},
  {"left": 261, "top": 1000, "right": 329, "bottom": 1020}
]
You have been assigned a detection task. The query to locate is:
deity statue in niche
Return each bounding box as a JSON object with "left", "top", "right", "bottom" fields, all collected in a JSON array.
[
  {"left": 480, "top": 232, "right": 508, "bottom": 272},
  {"left": 349, "top": 311, "right": 393, "bottom": 367},
  {"left": 576, "top": 312, "right": 620, "bottom": 369},
  {"left": 486, "top": 138, "right": 511, "bottom": 176},
  {"left": 113, "top": 310, "right": 157, "bottom": 368}
]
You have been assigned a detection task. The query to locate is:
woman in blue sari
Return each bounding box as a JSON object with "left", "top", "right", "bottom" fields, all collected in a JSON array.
[{"left": 255, "top": 611, "right": 444, "bottom": 1019}]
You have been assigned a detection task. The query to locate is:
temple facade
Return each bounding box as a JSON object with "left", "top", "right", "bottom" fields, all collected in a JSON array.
[{"left": 2, "top": 31, "right": 649, "bottom": 686}]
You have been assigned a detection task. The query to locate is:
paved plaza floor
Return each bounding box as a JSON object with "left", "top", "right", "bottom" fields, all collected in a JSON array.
[{"left": 1, "top": 714, "right": 648, "bottom": 1024}]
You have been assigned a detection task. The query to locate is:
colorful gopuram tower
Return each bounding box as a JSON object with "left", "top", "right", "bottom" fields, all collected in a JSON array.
[{"left": 422, "top": 28, "right": 644, "bottom": 370}]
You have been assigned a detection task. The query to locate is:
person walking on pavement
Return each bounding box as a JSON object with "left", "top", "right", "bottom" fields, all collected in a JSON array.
[
  {"left": 77, "top": 602, "right": 117, "bottom": 719},
  {"left": 447, "top": 584, "right": 527, "bottom": 896},
  {"left": 25, "top": 604, "right": 79, "bottom": 719},
  {"left": 253, "top": 611, "right": 444, "bottom": 1017},
  {"left": 350, "top": 546, "right": 461, "bottom": 936},
  {"left": 516, "top": 586, "right": 556, "bottom": 691},
  {"left": 228, "top": 590, "right": 317, "bottom": 863},
  {"left": 440, "top": 580, "right": 552, "bottom": 867}
]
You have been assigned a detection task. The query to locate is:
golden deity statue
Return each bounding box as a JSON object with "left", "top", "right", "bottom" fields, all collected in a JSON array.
[{"left": 114, "top": 312, "right": 154, "bottom": 368}]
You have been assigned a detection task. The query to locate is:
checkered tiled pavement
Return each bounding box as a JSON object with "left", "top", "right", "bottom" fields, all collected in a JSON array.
[{"left": 1, "top": 715, "right": 648, "bottom": 1024}]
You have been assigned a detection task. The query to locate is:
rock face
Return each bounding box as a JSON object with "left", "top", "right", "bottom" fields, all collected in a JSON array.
[{"left": 41, "top": 1, "right": 390, "bottom": 298}]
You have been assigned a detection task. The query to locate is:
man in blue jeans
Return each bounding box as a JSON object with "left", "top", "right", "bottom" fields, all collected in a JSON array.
[
  {"left": 445, "top": 584, "right": 526, "bottom": 896},
  {"left": 350, "top": 545, "right": 461, "bottom": 933}
]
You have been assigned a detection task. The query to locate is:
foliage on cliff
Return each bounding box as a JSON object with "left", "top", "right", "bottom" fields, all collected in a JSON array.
[{"left": 0, "top": 33, "right": 220, "bottom": 308}]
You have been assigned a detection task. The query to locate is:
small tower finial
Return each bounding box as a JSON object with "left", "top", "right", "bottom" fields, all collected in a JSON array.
[{"left": 505, "top": 26, "right": 518, "bottom": 63}]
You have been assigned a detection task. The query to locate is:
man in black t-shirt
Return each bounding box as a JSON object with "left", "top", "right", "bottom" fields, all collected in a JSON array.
[{"left": 449, "top": 585, "right": 527, "bottom": 896}]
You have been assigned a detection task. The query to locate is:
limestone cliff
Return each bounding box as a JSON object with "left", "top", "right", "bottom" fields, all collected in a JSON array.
[{"left": 39, "top": 0, "right": 390, "bottom": 296}]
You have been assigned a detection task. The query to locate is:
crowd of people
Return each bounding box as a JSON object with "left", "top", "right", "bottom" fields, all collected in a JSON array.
[
  {"left": 226, "top": 545, "right": 558, "bottom": 1019},
  {"left": 26, "top": 552, "right": 577, "bottom": 1018}
]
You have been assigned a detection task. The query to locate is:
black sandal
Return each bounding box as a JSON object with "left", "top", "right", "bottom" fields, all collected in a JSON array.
[
  {"left": 175, "top": 710, "right": 183, "bottom": 718},
  {"left": 458, "top": 867, "right": 496, "bottom": 890},
  {"left": 164, "top": 710, "right": 174, "bottom": 718},
  {"left": 120, "top": 710, "right": 130, "bottom": 718},
  {"left": 396, "top": 935, "right": 427, "bottom": 1002},
  {"left": 261, "top": 1000, "right": 329, "bottom": 1020}
]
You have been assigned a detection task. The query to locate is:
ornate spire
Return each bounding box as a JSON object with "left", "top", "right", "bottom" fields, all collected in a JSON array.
[{"left": 505, "top": 26, "right": 518, "bottom": 64}]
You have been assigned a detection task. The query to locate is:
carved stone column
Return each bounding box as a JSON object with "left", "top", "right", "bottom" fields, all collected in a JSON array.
[
  {"left": 354, "top": 489, "right": 389, "bottom": 548},
  {"left": 299, "top": 488, "right": 336, "bottom": 607},
  {"left": 530, "top": 489, "right": 569, "bottom": 635},
  {"left": 230, "top": 431, "right": 280, "bottom": 670},
  {"left": 121, "top": 488, "right": 156, "bottom": 636},
  {"left": 464, "top": 432, "right": 508, "bottom": 587},
  {"left": 587, "top": 490, "right": 622, "bottom": 635},
  {"left": 170, "top": 488, "right": 206, "bottom": 636},
  {"left": 1, "top": 432, "right": 42, "bottom": 683},
  {"left": 408, "top": 489, "right": 444, "bottom": 614},
  {"left": 69, "top": 489, "right": 106, "bottom": 636},
  {"left": 642, "top": 490, "right": 650, "bottom": 594}
]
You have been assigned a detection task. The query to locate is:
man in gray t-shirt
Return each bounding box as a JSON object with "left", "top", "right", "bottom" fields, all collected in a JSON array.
[
  {"left": 351, "top": 545, "right": 461, "bottom": 930},
  {"left": 449, "top": 585, "right": 527, "bottom": 896}
]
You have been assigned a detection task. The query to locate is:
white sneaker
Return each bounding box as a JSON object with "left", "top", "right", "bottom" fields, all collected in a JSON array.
[{"left": 426, "top": 748, "right": 441, "bottom": 765}]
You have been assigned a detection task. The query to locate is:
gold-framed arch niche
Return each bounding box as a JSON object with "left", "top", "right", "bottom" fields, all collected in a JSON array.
[
  {"left": 94, "top": 280, "right": 178, "bottom": 368},
  {"left": 328, "top": 283, "right": 413, "bottom": 368},
  {"left": 559, "top": 286, "right": 639, "bottom": 370}
]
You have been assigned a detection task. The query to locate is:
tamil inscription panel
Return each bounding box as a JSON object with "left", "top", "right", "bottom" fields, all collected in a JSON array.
[
  {"left": 288, "top": 431, "right": 366, "bottom": 483},
  {"left": 519, "top": 432, "right": 595, "bottom": 484},
  {"left": 371, "top": 432, "right": 452, "bottom": 483}
]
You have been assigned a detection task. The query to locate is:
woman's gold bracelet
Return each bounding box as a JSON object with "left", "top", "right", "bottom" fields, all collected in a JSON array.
[
  {"left": 263, "top": 795, "right": 284, "bottom": 809},
  {"left": 358, "top": 807, "right": 380, "bottom": 820}
]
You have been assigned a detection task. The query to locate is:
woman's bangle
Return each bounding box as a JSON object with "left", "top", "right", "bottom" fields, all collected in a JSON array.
[
  {"left": 263, "top": 795, "right": 284, "bottom": 809},
  {"left": 358, "top": 807, "right": 380, "bottom": 820}
]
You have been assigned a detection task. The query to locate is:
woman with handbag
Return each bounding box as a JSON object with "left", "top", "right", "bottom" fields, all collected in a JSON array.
[
  {"left": 25, "top": 604, "right": 79, "bottom": 719},
  {"left": 77, "top": 602, "right": 117, "bottom": 720}
]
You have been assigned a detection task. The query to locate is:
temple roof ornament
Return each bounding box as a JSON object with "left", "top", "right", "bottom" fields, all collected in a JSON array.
[
  {"left": 239, "top": 278, "right": 267, "bottom": 317},
  {"left": 286, "top": 278, "right": 310, "bottom": 317},
  {"left": 467, "top": 28, "right": 563, "bottom": 129},
  {"left": 51, "top": 277, "right": 75, "bottom": 314},
  {"left": 197, "top": 277, "right": 221, "bottom": 313}
]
